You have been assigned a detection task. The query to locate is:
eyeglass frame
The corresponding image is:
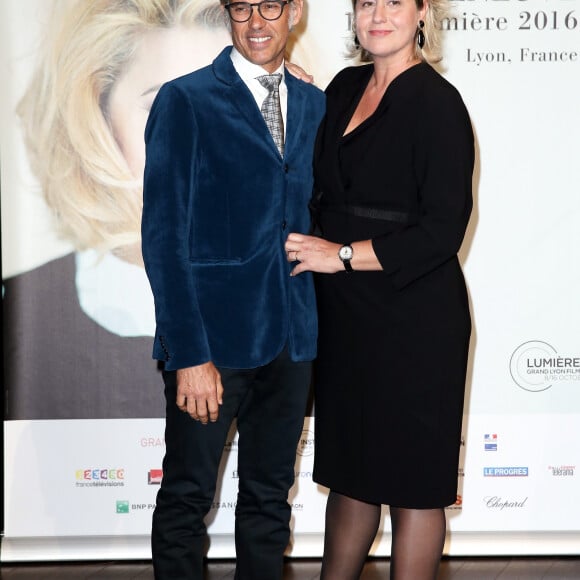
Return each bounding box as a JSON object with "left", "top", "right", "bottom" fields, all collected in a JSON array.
[{"left": 224, "top": 0, "right": 292, "bottom": 23}]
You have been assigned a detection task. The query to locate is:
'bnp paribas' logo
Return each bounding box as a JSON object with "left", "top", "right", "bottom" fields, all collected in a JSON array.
[
  {"left": 509, "top": 340, "right": 580, "bottom": 392},
  {"left": 116, "top": 500, "right": 129, "bottom": 514}
]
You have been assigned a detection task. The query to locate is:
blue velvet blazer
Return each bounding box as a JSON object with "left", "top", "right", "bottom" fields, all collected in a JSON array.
[{"left": 142, "top": 47, "right": 325, "bottom": 371}]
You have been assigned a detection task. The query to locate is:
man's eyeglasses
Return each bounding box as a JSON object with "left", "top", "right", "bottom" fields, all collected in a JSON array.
[{"left": 225, "top": 0, "right": 291, "bottom": 23}]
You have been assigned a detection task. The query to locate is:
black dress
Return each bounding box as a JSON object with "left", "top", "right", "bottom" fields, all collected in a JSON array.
[{"left": 312, "top": 63, "right": 474, "bottom": 509}]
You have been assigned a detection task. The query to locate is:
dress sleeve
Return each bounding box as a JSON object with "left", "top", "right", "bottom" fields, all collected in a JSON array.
[{"left": 372, "top": 85, "right": 474, "bottom": 289}]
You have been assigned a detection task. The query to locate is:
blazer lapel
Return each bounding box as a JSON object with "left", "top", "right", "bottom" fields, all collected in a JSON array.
[
  {"left": 284, "top": 73, "right": 306, "bottom": 160},
  {"left": 212, "top": 47, "right": 283, "bottom": 157}
]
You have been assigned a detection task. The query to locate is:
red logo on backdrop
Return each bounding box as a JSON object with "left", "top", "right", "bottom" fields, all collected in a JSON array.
[
  {"left": 445, "top": 494, "right": 463, "bottom": 511},
  {"left": 148, "top": 469, "right": 163, "bottom": 485}
]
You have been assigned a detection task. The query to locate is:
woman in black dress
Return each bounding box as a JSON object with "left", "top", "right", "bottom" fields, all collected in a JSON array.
[{"left": 285, "top": 0, "right": 474, "bottom": 577}]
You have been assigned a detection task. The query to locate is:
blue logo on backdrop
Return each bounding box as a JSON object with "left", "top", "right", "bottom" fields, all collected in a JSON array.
[
  {"left": 484, "top": 433, "right": 498, "bottom": 451},
  {"left": 483, "top": 467, "right": 529, "bottom": 477}
]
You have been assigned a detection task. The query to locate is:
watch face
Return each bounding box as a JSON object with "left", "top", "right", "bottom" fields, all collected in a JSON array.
[{"left": 339, "top": 245, "right": 353, "bottom": 261}]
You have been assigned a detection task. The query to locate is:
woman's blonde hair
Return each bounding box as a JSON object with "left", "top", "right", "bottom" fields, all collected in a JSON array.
[
  {"left": 18, "top": 0, "right": 226, "bottom": 253},
  {"left": 349, "top": 0, "right": 448, "bottom": 64}
]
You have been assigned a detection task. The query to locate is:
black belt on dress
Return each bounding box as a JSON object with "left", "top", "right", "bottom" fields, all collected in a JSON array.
[
  {"left": 322, "top": 203, "right": 412, "bottom": 224},
  {"left": 310, "top": 191, "right": 414, "bottom": 225}
]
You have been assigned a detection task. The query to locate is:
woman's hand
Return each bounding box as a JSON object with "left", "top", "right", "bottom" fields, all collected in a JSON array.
[
  {"left": 285, "top": 62, "right": 314, "bottom": 84},
  {"left": 285, "top": 233, "right": 342, "bottom": 276}
]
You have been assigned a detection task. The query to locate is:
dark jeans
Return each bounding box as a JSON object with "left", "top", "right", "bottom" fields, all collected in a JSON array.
[{"left": 151, "top": 348, "right": 311, "bottom": 580}]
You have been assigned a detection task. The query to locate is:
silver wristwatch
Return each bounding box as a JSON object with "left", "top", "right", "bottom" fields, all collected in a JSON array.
[{"left": 338, "top": 244, "right": 353, "bottom": 273}]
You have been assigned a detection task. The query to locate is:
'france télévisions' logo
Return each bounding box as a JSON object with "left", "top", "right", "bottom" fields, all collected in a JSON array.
[
  {"left": 75, "top": 468, "right": 125, "bottom": 488},
  {"left": 509, "top": 340, "right": 580, "bottom": 392}
]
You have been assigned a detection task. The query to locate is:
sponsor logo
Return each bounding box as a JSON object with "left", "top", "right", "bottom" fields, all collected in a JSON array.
[
  {"left": 484, "top": 433, "right": 498, "bottom": 451},
  {"left": 140, "top": 437, "right": 165, "bottom": 448},
  {"left": 131, "top": 503, "right": 156, "bottom": 511},
  {"left": 75, "top": 468, "right": 125, "bottom": 488},
  {"left": 458, "top": 467, "right": 465, "bottom": 478},
  {"left": 116, "top": 500, "right": 130, "bottom": 514},
  {"left": 483, "top": 466, "right": 528, "bottom": 477},
  {"left": 210, "top": 500, "right": 237, "bottom": 511},
  {"left": 224, "top": 438, "right": 238, "bottom": 453},
  {"left": 445, "top": 494, "right": 463, "bottom": 511},
  {"left": 148, "top": 469, "right": 163, "bottom": 485},
  {"left": 295, "top": 470, "right": 313, "bottom": 479},
  {"left": 548, "top": 465, "right": 575, "bottom": 477},
  {"left": 291, "top": 503, "right": 304, "bottom": 511},
  {"left": 297, "top": 429, "right": 314, "bottom": 457},
  {"left": 484, "top": 496, "right": 528, "bottom": 510},
  {"left": 510, "top": 340, "right": 580, "bottom": 392}
]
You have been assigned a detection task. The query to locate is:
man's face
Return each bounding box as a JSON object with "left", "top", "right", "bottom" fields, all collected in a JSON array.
[{"left": 227, "top": 0, "right": 303, "bottom": 72}]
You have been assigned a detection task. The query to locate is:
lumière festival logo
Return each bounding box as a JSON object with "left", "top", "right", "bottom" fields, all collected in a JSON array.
[{"left": 509, "top": 341, "right": 580, "bottom": 392}]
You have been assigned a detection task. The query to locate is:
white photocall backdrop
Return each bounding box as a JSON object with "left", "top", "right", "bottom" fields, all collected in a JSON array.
[{"left": 2, "top": 0, "right": 580, "bottom": 562}]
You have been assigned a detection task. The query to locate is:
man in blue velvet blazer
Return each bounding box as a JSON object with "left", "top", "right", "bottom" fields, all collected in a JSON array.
[{"left": 141, "top": 1, "right": 325, "bottom": 578}]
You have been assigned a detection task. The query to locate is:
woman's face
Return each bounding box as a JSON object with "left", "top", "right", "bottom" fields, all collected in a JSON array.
[
  {"left": 355, "top": 0, "right": 425, "bottom": 63},
  {"left": 108, "top": 25, "right": 231, "bottom": 179}
]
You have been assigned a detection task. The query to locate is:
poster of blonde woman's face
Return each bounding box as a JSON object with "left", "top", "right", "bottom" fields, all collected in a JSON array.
[
  {"left": 1, "top": 0, "right": 350, "bottom": 280},
  {"left": 108, "top": 24, "right": 231, "bottom": 180},
  {"left": 0, "top": 0, "right": 237, "bottom": 277}
]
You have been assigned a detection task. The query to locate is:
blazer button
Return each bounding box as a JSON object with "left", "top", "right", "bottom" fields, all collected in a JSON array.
[
  {"left": 282, "top": 220, "right": 287, "bottom": 230},
  {"left": 284, "top": 164, "right": 289, "bottom": 173}
]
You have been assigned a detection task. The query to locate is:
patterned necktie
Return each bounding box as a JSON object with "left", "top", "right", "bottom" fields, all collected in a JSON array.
[{"left": 256, "top": 74, "right": 284, "bottom": 156}]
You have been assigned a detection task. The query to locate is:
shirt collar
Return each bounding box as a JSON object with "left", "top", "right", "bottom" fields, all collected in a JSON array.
[{"left": 230, "top": 47, "right": 285, "bottom": 83}]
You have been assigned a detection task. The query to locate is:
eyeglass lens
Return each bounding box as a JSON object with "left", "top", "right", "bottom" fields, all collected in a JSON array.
[{"left": 227, "top": 1, "right": 287, "bottom": 22}]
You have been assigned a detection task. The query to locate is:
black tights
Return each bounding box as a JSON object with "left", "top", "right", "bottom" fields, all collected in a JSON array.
[{"left": 320, "top": 491, "right": 446, "bottom": 580}]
